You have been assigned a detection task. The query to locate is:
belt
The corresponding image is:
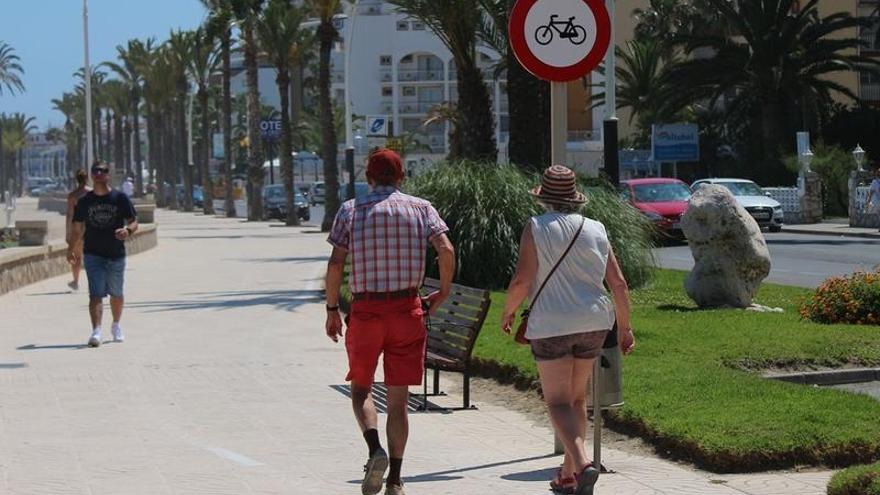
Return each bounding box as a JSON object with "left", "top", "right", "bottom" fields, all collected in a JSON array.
[{"left": 351, "top": 288, "right": 420, "bottom": 302}]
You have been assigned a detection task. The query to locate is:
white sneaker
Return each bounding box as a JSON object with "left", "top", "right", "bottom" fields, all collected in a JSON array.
[
  {"left": 111, "top": 324, "right": 124, "bottom": 343},
  {"left": 88, "top": 330, "right": 101, "bottom": 347},
  {"left": 68, "top": 281, "right": 79, "bottom": 291}
]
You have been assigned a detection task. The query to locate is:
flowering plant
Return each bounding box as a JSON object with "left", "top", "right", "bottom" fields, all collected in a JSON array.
[{"left": 800, "top": 269, "right": 880, "bottom": 325}]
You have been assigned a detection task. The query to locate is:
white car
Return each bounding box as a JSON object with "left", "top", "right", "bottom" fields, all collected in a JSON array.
[{"left": 691, "top": 178, "right": 784, "bottom": 232}]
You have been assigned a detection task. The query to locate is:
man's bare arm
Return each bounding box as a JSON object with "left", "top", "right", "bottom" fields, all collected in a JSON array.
[
  {"left": 325, "top": 247, "right": 349, "bottom": 308},
  {"left": 425, "top": 233, "right": 455, "bottom": 313}
]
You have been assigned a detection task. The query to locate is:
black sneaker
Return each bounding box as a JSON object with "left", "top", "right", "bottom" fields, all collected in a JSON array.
[{"left": 362, "top": 447, "right": 388, "bottom": 495}]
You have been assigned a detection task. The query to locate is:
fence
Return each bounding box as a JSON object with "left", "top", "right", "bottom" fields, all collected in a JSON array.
[{"left": 764, "top": 187, "right": 801, "bottom": 223}]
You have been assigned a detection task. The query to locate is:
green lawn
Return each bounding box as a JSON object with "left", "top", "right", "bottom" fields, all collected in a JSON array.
[{"left": 473, "top": 269, "right": 880, "bottom": 472}]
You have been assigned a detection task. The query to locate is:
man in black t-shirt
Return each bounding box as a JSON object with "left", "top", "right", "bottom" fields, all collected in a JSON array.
[{"left": 68, "top": 162, "right": 139, "bottom": 348}]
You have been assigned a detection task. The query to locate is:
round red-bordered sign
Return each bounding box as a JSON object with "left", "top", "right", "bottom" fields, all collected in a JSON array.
[{"left": 509, "top": 0, "right": 611, "bottom": 82}]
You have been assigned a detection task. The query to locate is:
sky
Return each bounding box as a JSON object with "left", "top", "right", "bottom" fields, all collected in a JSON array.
[{"left": 0, "top": 0, "right": 208, "bottom": 131}]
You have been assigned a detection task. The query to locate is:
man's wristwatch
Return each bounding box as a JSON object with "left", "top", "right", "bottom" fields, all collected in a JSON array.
[{"left": 125, "top": 227, "right": 133, "bottom": 236}]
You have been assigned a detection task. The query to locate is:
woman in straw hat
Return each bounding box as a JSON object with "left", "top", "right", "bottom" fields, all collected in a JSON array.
[{"left": 501, "top": 165, "right": 635, "bottom": 495}]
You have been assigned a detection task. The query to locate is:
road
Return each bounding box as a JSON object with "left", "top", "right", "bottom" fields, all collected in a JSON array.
[{"left": 654, "top": 232, "right": 880, "bottom": 288}]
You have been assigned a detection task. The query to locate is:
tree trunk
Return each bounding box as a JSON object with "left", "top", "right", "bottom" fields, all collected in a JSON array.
[
  {"left": 114, "top": 112, "right": 125, "bottom": 179},
  {"left": 148, "top": 115, "right": 164, "bottom": 207},
  {"left": 292, "top": 61, "right": 305, "bottom": 150},
  {"left": 164, "top": 113, "right": 179, "bottom": 210},
  {"left": 456, "top": 58, "right": 497, "bottom": 163},
  {"left": 507, "top": 50, "right": 550, "bottom": 172},
  {"left": 177, "top": 81, "right": 194, "bottom": 212},
  {"left": 133, "top": 92, "right": 144, "bottom": 196},
  {"left": 123, "top": 117, "right": 131, "bottom": 179},
  {"left": 319, "top": 20, "right": 340, "bottom": 232},
  {"left": 199, "top": 86, "right": 216, "bottom": 216},
  {"left": 105, "top": 110, "right": 113, "bottom": 165},
  {"left": 222, "top": 30, "right": 236, "bottom": 218},
  {"left": 244, "top": 20, "right": 264, "bottom": 221},
  {"left": 277, "top": 70, "right": 299, "bottom": 227},
  {"left": 759, "top": 97, "right": 790, "bottom": 185}
]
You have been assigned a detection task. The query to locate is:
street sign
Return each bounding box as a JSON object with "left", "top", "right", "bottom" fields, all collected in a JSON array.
[
  {"left": 509, "top": 0, "right": 611, "bottom": 82},
  {"left": 366, "top": 115, "right": 389, "bottom": 137},
  {"left": 652, "top": 123, "right": 700, "bottom": 162},
  {"left": 260, "top": 119, "right": 282, "bottom": 141}
]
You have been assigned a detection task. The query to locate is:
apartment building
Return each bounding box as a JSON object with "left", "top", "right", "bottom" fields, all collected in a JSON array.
[{"left": 22, "top": 133, "right": 68, "bottom": 179}]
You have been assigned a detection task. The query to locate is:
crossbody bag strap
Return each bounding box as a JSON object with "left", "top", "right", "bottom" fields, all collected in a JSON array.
[{"left": 527, "top": 216, "right": 586, "bottom": 312}]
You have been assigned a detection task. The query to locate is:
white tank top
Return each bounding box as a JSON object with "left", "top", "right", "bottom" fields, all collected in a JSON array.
[{"left": 526, "top": 213, "right": 615, "bottom": 339}]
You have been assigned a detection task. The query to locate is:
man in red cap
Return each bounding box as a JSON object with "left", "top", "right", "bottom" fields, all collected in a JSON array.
[{"left": 325, "top": 149, "right": 455, "bottom": 495}]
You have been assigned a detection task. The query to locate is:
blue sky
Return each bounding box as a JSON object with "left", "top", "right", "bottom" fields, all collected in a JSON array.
[{"left": 0, "top": 0, "right": 207, "bottom": 131}]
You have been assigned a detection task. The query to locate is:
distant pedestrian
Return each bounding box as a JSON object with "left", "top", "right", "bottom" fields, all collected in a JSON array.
[
  {"left": 122, "top": 176, "right": 134, "bottom": 198},
  {"left": 500, "top": 165, "right": 635, "bottom": 495},
  {"left": 65, "top": 170, "right": 91, "bottom": 291},
  {"left": 67, "top": 162, "right": 138, "bottom": 348},
  {"left": 324, "top": 149, "right": 455, "bottom": 495},
  {"left": 866, "top": 166, "right": 880, "bottom": 232}
]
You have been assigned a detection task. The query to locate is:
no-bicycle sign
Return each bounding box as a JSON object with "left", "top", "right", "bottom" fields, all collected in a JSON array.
[{"left": 509, "top": 0, "right": 611, "bottom": 82}]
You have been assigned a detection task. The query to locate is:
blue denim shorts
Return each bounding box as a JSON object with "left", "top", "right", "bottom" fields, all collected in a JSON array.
[{"left": 83, "top": 254, "right": 126, "bottom": 299}]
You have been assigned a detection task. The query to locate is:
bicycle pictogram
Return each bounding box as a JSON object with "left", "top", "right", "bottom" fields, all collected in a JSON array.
[{"left": 534, "top": 14, "right": 587, "bottom": 46}]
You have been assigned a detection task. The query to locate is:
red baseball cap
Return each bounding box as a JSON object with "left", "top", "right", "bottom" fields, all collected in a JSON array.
[{"left": 366, "top": 149, "right": 404, "bottom": 183}]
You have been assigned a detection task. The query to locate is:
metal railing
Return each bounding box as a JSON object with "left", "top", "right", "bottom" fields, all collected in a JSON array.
[
  {"left": 397, "top": 69, "right": 445, "bottom": 82},
  {"left": 862, "top": 82, "right": 880, "bottom": 103}
]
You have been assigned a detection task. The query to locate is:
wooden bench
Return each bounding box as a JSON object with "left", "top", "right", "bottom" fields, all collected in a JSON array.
[{"left": 421, "top": 277, "right": 492, "bottom": 410}]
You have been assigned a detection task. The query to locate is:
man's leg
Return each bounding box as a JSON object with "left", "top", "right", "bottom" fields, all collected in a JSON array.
[
  {"left": 351, "top": 382, "right": 380, "bottom": 442},
  {"left": 88, "top": 297, "right": 103, "bottom": 330},
  {"left": 107, "top": 258, "right": 126, "bottom": 341},
  {"left": 385, "top": 385, "right": 409, "bottom": 487},
  {"left": 110, "top": 297, "right": 124, "bottom": 324}
]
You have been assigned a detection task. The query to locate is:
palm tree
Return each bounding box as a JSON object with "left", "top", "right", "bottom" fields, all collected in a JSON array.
[
  {"left": 388, "top": 0, "right": 498, "bottom": 163},
  {"left": 0, "top": 113, "right": 37, "bottom": 195},
  {"left": 0, "top": 41, "right": 25, "bottom": 201},
  {"left": 232, "top": 0, "right": 267, "bottom": 221},
  {"left": 102, "top": 79, "right": 130, "bottom": 175},
  {"left": 666, "top": 0, "right": 880, "bottom": 184},
  {"left": 52, "top": 92, "right": 85, "bottom": 177},
  {"left": 188, "top": 27, "right": 221, "bottom": 216},
  {"left": 0, "top": 41, "right": 25, "bottom": 95},
  {"left": 74, "top": 67, "right": 107, "bottom": 163},
  {"left": 477, "top": 0, "right": 549, "bottom": 171},
  {"left": 167, "top": 30, "right": 196, "bottom": 212},
  {"left": 590, "top": 39, "right": 682, "bottom": 145},
  {"left": 203, "top": 0, "right": 238, "bottom": 217},
  {"left": 303, "top": 0, "right": 343, "bottom": 231},
  {"left": 257, "top": 0, "right": 310, "bottom": 226},
  {"left": 141, "top": 45, "right": 178, "bottom": 208},
  {"left": 104, "top": 39, "right": 153, "bottom": 196}
]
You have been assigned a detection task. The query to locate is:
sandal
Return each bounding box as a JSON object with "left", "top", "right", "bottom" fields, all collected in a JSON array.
[
  {"left": 549, "top": 467, "right": 576, "bottom": 494},
  {"left": 574, "top": 464, "right": 600, "bottom": 495}
]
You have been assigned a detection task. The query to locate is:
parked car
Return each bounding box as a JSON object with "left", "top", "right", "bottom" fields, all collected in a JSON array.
[
  {"left": 27, "top": 178, "right": 56, "bottom": 195},
  {"left": 308, "top": 182, "right": 325, "bottom": 206},
  {"left": 620, "top": 178, "right": 692, "bottom": 238},
  {"left": 691, "top": 178, "right": 784, "bottom": 232},
  {"left": 262, "top": 185, "right": 310, "bottom": 221},
  {"left": 338, "top": 182, "right": 370, "bottom": 202}
]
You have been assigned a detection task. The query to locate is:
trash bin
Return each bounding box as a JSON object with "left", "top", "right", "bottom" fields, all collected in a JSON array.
[{"left": 587, "top": 323, "right": 624, "bottom": 410}]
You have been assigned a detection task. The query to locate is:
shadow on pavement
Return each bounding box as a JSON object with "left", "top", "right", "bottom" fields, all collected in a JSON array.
[
  {"left": 766, "top": 238, "right": 879, "bottom": 247},
  {"left": 500, "top": 465, "right": 559, "bottom": 482},
  {"left": 0, "top": 363, "right": 28, "bottom": 369},
  {"left": 128, "top": 289, "right": 323, "bottom": 313},
  {"left": 26, "top": 291, "right": 74, "bottom": 297},
  {"left": 388, "top": 454, "right": 557, "bottom": 485},
  {"left": 18, "top": 344, "right": 87, "bottom": 351},
  {"left": 165, "top": 234, "right": 288, "bottom": 240}
]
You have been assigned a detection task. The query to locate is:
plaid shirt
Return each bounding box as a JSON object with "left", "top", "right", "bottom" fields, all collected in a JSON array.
[{"left": 328, "top": 186, "right": 449, "bottom": 294}]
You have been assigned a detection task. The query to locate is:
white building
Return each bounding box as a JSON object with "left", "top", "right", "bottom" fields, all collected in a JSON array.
[{"left": 22, "top": 133, "right": 68, "bottom": 179}]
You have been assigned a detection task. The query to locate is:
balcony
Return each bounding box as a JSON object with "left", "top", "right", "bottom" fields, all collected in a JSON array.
[
  {"left": 398, "top": 69, "right": 445, "bottom": 82},
  {"left": 399, "top": 100, "right": 444, "bottom": 114}
]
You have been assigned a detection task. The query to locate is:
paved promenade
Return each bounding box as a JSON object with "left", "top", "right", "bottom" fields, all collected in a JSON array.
[
  {"left": 0, "top": 210, "right": 834, "bottom": 494},
  {"left": 1, "top": 196, "right": 67, "bottom": 241}
]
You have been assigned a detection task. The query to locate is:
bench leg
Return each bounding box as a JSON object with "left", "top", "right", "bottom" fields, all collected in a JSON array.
[
  {"left": 432, "top": 367, "right": 440, "bottom": 395},
  {"left": 463, "top": 369, "right": 470, "bottom": 409}
]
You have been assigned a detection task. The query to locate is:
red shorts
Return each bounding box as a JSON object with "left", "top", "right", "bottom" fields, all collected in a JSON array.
[{"left": 345, "top": 296, "right": 426, "bottom": 387}]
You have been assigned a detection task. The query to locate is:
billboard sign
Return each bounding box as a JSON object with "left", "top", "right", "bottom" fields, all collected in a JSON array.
[{"left": 652, "top": 123, "right": 699, "bottom": 162}]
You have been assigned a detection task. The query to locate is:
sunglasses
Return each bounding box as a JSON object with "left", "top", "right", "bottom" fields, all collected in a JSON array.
[{"left": 91, "top": 168, "right": 110, "bottom": 175}]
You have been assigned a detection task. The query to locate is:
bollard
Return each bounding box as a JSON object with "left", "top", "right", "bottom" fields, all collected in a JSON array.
[{"left": 15, "top": 220, "right": 49, "bottom": 247}]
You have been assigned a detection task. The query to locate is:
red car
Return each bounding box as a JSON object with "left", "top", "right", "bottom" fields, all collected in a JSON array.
[{"left": 620, "top": 178, "right": 692, "bottom": 237}]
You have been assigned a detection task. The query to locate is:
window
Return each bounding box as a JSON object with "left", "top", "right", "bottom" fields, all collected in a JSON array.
[
  {"left": 401, "top": 54, "right": 414, "bottom": 64},
  {"left": 381, "top": 87, "right": 393, "bottom": 97},
  {"left": 402, "top": 87, "right": 416, "bottom": 97},
  {"left": 379, "top": 55, "right": 392, "bottom": 66},
  {"left": 397, "top": 20, "right": 409, "bottom": 31},
  {"left": 412, "top": 21, "right": 425, "bottom": 31}
]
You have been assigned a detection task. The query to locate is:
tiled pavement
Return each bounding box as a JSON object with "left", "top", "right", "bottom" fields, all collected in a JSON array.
[{"left": 0, "top": 210, "right": 835, "bottom": 494}]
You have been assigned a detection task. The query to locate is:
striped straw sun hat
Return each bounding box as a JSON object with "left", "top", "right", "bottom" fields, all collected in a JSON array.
[{"left": 529, "top": 165, "right": 587, "bottom": 206}]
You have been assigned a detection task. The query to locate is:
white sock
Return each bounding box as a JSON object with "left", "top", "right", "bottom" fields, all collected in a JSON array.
[{"left": 92, "top": 327, "right": 101, "bottom": 334}]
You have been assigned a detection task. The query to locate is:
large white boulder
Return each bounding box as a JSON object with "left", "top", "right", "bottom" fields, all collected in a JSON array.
[{"left": 681, "top": 184, "right": 771, "bottom": 308}]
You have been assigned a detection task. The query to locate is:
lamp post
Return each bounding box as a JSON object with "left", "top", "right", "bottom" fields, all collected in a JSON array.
[
  {"left": 853, "top": 143, "right": 866, "bottom": 172},
  {"left": 83, "top": 0, "right": 94, "bottom": 168},
  {"left": 801, "top": 148, "right": 814, "bottom": 174}
]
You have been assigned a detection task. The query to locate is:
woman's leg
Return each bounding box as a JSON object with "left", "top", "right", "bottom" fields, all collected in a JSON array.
[
  {"left": 537, "top": 357, "right": 590, "bottom": 476},
  {"left": 561, "top": 357, "right": 596, "bottom": 477}
]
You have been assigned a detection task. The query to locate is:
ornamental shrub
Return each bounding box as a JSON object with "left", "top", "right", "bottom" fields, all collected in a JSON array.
[
  {"left": 800, "top": 269, "right": 880, "bottom": 325},
  {"left": 828, "top": 461, "right": 880, "bottom": 495},
  {"left": 405, "top": 161, "right": 654, "bottom": 290}
]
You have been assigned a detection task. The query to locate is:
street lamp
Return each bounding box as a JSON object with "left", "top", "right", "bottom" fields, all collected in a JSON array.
[
  {"left": 801, "top": 148, "right": 814, "bottom": 173},
  {"left": 853, "top": 143, "right": 866, "bottom": 172},
  {"left": 83, "top": 0, "right": 94, "bottom": 168}
]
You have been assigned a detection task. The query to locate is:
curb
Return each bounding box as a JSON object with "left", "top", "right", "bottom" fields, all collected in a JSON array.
[{"left": 780, "top": 226, "right": 880, "bottom": 239}]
